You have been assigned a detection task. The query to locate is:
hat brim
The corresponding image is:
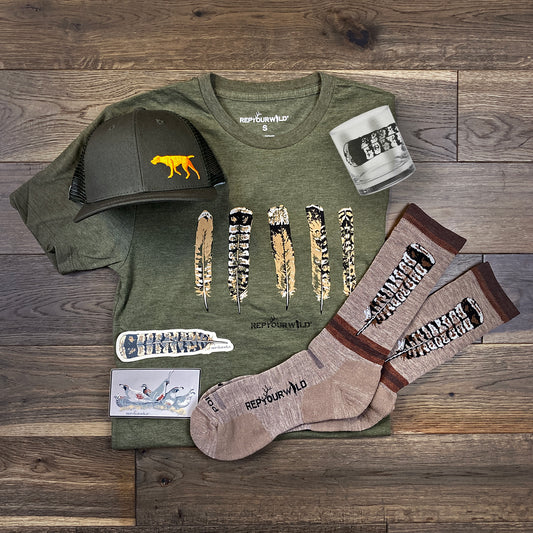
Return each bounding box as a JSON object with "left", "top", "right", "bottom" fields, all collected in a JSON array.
[{"left": 73, "top": 187, "right": 217, "bottom": 223}]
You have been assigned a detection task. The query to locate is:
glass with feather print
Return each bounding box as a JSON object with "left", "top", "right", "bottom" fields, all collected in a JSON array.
[{"left": 329, "top": 105, "right": 415, "bottom": 195}]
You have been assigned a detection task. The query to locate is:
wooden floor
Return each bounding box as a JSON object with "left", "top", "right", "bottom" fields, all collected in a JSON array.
[{"left": 1, "top": 1, "right": 532, "bottom": 531}]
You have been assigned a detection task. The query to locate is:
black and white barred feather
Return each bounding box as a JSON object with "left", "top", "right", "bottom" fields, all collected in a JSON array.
[
  {"left": 388, "top": 297, "right": 484, "bottom": 361},
  {"left": 306, "top": 205, "right": 330, "bottom": 313},
  {"left": 338, "top": 207, "right": 356, "bottom": 295},
  {"left": 228, "top": 207, "right": 253, "bottom": 313},
  {"left": 359, "top": 243, "right": 435, "bottom": 334}
]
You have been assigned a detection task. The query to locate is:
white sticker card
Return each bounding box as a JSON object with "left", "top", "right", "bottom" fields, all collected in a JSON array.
[{"left": 109, "top": 368, "right": 200, "bottom": 418}]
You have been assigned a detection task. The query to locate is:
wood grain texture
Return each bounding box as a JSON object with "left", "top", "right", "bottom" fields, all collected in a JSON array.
[
  {"left": 0, "top": 346, "right": 112, "bottom": 437},
  {"left": 5, "top": 162, "right": 533, "bottom": 255},
  {"left": 0, "top": 255, "right": 116, "bottom": 345},
  {"left": 0, "top": 70, "right": 455, "bottom": 162},
  {"left": 459, "top": 71, "right": 533, "bottom": 161},
  {"left": 0, "top": 437, "right": 135, "bottom": 527},
  {"left": 388, "top": 163, "right": 533, "bottom": 254},
  {"left": 136, "top": 434, "right": 532, "bottom": 526},
  {"left": 392, "top": 344, "right": 533, "bottom": 434},
  {"left": 390, "top": 524, "right": 533, "bottom": 533},
  {"left": 2, "top": 525, "right": 531, "bottom": 533},
  {"left": 483, "top": 254, "right": 533, "bottom": 343},
  {"left": 0, "top": 1, "right": 531, "bottom": 70}
]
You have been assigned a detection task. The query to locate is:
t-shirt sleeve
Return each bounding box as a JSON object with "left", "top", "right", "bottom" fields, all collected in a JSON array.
[{"left": 9, "top": 109, "right": 135, "bottom": 274}]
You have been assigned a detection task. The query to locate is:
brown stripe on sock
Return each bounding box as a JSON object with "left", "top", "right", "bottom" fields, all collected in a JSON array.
[
  {"left": 381, "top": 362, "right": 409, "bottom": 392},
  {"left": 472, "top": 262, "right": 520, "bottom": 322},
  {"left": 402, "top": 204, "right": 466, "bottom": 255},
  {"left": 326, "top": 315, "right": 389, "bottom": 364}
]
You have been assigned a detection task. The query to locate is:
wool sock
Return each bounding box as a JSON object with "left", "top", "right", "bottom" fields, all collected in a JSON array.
[
  {"left": 190, "top": 204, "right": 466, "bottom": 460},
  {"left": 198, "top": 262, "right": 519, "bottom": 435},
  {"left": 287, "top": 261, "right": 519, "bottom": 433}
]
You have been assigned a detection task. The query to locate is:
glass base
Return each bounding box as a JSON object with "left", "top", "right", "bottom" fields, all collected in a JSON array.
[{"left": 356, "top": 161, "right": 416, "bottom": 196}]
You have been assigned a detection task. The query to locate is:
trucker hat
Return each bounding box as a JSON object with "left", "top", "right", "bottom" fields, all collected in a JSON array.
[{"left": 69, "top": 109, "right": 225, "bottom": 222}]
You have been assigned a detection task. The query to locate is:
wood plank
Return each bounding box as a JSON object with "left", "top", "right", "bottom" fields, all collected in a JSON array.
[
  {"left": 0, "top": 346, "right": 112, "bottom": 437},
  {"left": 0, "top": 527, "right": 384, "bottom": 533},
  {"left": 0, "top": 70, "right": 455, "bottom": 162},
  {"left": 7, "top": 162, "right": 533, "bottom": 256},
  {"left": 459, "top": 71, "right": 533, "bottom": 161},
  {"left": 483, "top": 254, "right": 533, "bottom": 343},
  {"left": 2, "top": 252, "right": 526, "bottom": 347},
  {"left": 0, "top": 255, "right": 115, "bottom": 346},
  {"left": 0, "top": 1, "right": 531, "bottom": 70},
  {"left": 0, "top": 437, "right": 135, "bottom": 527},
  {"left": 392, "top": 344, "right": 533, "bottom": 434},
  {"left": 391, "top": 524, "right": 533, "bottom": 533},
  {"left": 136, "top": 434, "right": 533, "bottom": 526},
  {"left": 0, "top": 254, "right": 484, "bottom": 346},
  {"left": 388, "top": 163, "right": 533, "bottom": 254}
]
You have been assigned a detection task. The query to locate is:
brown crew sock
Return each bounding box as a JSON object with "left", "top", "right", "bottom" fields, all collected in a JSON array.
[
  {"left": 199, "top": 262, "right": 519, "bottom": 435},
  {"left": 288, "top": 261, "right": 519, "bottom": 433},
  {"left": 190, "top": 204, "right": 466, "bottom": 461}
]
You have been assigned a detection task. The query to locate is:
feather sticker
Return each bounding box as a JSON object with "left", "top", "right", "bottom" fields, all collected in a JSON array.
[
  {"left": 306, "top": 205, "right": 330, "bottom": 313},
  {"left": 338, "top": 207, "right": 356, "bottom": 295},
  {"left": 228, "top": 207, "right": 253, "bottom": 313},
  {"left": 194, "top": 210, "right": 213, "bottom": 311},
  {"left": 116, "top": 328, "right": 234, "bottom": 362},
  {"left": 358, "top": 242, "right": 436, "bottom": 335},
  {"left": 386, "top": 297, "right": 484, "bottom": 361},
  {"left": 268, "top": 205, "right": 296, "bottom": 310}
]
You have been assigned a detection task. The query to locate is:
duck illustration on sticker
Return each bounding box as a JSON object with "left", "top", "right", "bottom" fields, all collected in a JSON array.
[
  {"left": 116, "top": 328, "right": 234, "bottom": 362},
  {"left": 110, "top": 368, "right": 201, "bottom": 418}
]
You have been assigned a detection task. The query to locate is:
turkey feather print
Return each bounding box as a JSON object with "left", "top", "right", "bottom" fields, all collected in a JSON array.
[
  {"left": 306, "top": 205, "right": 330, "bottom": 313},
  {"left": 194, "top": 210, "right": 213, "bottom": 311},
  {"left": 228, "top": 207, "right": 253, "bottom": 313},
  {"left": 338, "top": 207, "right": 356, "bottom": 295},
  {"left": 268, "top": 205, "right": 296, "bottom": 310},
  {"left": 358, "top": 243, "right": 435, "bottom": 335},
  {"left": 116, "top": 328, "right": 234, "bottom": 362},
  {"left": 387, "top": 297, "right": 484, "bottom": 361}
]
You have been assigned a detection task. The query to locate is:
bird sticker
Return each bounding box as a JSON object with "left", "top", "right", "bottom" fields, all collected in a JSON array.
[{"left": 110, "top": 368, "right": 201, "bottom": 418}]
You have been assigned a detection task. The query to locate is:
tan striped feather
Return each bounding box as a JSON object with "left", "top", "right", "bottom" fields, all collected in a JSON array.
[
  {"left": 194, "top": 210, "right": 213, "bottom": 311},
  {"left": 268, "top": 205, "right": 296, "bottom": 310},
  {"left": 306, "top": 205, "right": 330, "bottom": 313},
  {"left": 338, "top": 207, "right": 356, "bottom": 295},
  {"left": 228, "top": 207, "right": 253, "bottom": 313}
]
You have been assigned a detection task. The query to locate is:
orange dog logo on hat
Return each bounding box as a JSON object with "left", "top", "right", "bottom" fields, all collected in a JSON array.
[{"left": 151, "top": 155, "right": 201, "bottom": 179}]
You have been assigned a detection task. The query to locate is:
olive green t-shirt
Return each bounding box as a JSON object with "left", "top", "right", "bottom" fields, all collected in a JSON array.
[{"left": 11, "top": 72, "right": 394, "bottom": 448}]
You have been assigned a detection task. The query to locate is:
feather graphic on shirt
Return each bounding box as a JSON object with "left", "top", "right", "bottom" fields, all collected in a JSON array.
[
  {"left": 338, "top": 207, "right": 356, "bottom": 295},
  {"left": 116, "top": 328, "right": 234, "bottom": 362},
  {"left": 268, "top": 205, "right": 296, "bottom": 310},
  {"left": 358, "top": 242, "right": 435, "bottom": 335},
  {"left": 306, "top": 205, "right": 330, "bottom": 313},
  {"left": 194, "top": 210, "right": 213, "bottom": 311},
  {"left": 386, "top": 297, "right": 484, "bottom": 362},
  {"left": 228, "top": 207, "right": 253, "bottom": 313}
]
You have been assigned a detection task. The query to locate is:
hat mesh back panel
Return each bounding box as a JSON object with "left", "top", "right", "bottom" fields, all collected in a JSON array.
[
  {"left": 182, "top": 117, "right": 225, "bottom": 186},
  {"left": 69, "top": 144, "right": 88, "bottom": 204}
]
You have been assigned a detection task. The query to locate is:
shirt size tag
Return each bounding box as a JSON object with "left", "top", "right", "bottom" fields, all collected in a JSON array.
[{"left": 109, "top": 368, "right": 200, "bottom": 418}]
